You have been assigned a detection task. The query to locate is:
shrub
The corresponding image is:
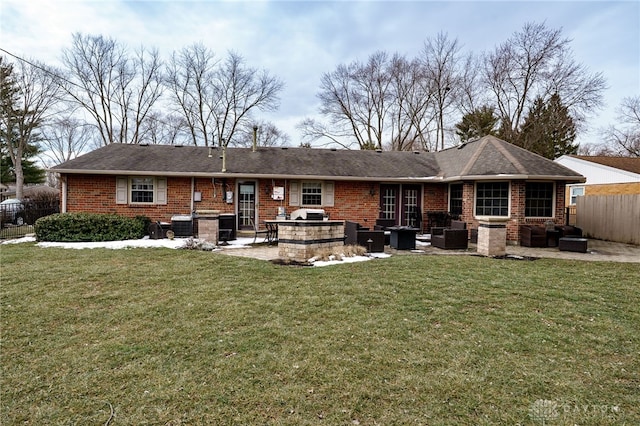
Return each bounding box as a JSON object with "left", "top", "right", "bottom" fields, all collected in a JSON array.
[
  {"left": 134, "top": 215, "right": 152, "bottom": 236},
  {"left": 35, "top": 213, "right": 147, "bottom": 242}
]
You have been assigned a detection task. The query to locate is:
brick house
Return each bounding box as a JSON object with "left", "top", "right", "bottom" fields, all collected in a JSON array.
[{"left": 51, "top": 135, "right": 584, "bottom": 244}]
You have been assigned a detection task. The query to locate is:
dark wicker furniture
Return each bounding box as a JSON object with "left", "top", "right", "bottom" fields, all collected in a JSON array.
[
  {"left": 344, "top": 221, "right": 385, "bottom": 252},
  {"left": 431, "top": 220, "right": 468, "bottom": 250},
  {"left": 558, "top": 237, "right": 588, "bottom": 253},
  {"left": 520, "top": 225, "right": 547, "bottom": 247}
]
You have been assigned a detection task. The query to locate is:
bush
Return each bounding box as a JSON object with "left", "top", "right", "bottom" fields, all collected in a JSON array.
[{"left": 35, "top": 213, "right": 148, "bottom": 242}]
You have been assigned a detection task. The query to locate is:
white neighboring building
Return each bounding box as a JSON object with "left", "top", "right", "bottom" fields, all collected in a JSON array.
[{"left": 554, "top": 155, "right": 640, "bottom": 205}]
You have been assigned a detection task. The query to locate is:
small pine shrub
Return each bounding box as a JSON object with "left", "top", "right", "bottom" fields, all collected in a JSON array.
[{"left": 35, "top": 213, "right": 147, "bottom": 242}]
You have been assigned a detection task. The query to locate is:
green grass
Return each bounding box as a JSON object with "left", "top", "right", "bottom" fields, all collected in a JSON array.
[{"left": 1, "top": 244, "right": 639, "bottom": 425}]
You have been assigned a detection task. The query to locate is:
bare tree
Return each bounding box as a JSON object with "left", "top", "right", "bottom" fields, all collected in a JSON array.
[
  {"left": 483, "top": 22, "right": 606, "bottom": 142},
  {"left": 138, "top": 111, "right": 190, "bottom": 145},
  {"left": 165, "top": 43, "right": 218, "bottom": 146},
  {"left": 61, "top": 33, "right": 164, "bottom": 145},
  {"left": 0, "top": 56, "right": 63, "bottom": 199},
  {"left": 213, "top": 52, "right": 284, "bottom": 147},
  {"left": 387, "top": 54, "right": 436, "bottom": 151},
  {"left": 165, "top": 45, "right": 284, "bottom": 148},
  {"left": 233, "top": 120, "right": 290, "bottom": 148},
  {"left": 39, "top": 115, "right": 96, "bottom": 165},
  {"left": 299, "top": 52, "right": 394, "bottom": 149},
  {"left": 421, "top": 32, "right": 462, "bottom": 150},
  {"left": 601, "top": 96, "right": 640, "bottom": 156}
]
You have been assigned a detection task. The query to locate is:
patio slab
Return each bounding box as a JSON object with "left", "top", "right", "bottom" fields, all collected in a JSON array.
[{"left": 217, "top": 238, "right": 640, "bottom": 263}]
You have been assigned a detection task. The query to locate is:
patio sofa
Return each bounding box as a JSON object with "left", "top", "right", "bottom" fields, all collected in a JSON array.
[
  {"left": 431, "top": 220, "right": 469, "bottom": 250},
  {"left": 344, "top": 221, "right": 385, "bottom": 252}
]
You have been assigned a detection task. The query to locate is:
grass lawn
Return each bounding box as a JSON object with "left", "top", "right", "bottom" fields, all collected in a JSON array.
[{"left": 1, "top": 243, "right": 638, "bottom": 425}]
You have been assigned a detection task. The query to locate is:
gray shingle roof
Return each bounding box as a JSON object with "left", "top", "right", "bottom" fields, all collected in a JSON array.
[
  {"left": 436, "top": 135, "right": 583, "bottom": 179},
  {"left": 52, "top": 136, "right": 584, "bottom": 182}
]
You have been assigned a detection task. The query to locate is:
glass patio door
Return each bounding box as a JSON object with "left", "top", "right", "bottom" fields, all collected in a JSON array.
[
  {"left": 401, "top": 185, "right": 421, "bottom": 228},
  {"left": 380, "top": 184, "right": 399, "bottom": 222},
  {"left": 380, "top": 184, "right": 422, "bottom": 227},
  {"left": 238, "top": 182, "right": 256, "bottom": 229}
]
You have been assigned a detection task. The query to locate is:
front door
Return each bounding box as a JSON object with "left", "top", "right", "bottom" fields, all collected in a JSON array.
[{"left": 238, "top": 182, "right": 256, "bottom": 230}]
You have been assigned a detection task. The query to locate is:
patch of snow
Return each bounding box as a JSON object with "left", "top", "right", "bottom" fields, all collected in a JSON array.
[
  {"left": 2, "top": 236, "right": 36, "bottom": 244},
  {"left": 36, "top": 236, "right": 189, "bottom": 250},
  {"left": 310, "top": 252, "right": 390, "bottom": 267}
]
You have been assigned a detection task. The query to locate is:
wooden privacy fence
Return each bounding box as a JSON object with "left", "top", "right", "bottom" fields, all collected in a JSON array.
[{"left": 576, "top": 194, "right": 640, "bottom": 245}]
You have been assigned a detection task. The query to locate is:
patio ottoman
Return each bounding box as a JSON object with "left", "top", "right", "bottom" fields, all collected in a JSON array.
[{"left": 558, "top": 237, "right": 588, "bottom": 253}]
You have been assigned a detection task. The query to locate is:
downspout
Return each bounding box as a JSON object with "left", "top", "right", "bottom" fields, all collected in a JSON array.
[
  {"left": 190, "top": 177, "right": 195, "bottom": 213},
  {"left": 61, "top": 175, "right": 67, "bottom": 213}
]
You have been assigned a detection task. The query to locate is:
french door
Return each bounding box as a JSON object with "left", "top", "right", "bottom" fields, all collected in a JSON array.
[{"left": 379, "top": 184, "right": 422, "bottom": 227}]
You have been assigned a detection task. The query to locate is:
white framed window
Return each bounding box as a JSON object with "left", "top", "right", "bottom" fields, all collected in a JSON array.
[
  {"left": 131, "top": 177, "right": 155, "bottom": 203},
  {"left": 289, "top": 181, "right": 334, "bottom": 207},
  {"left": 570, "top": 186, "right": 584, "bottom": 205},
  {"left": 525, "top": 182, "right": 555, "bottom": 218},
  {"left": 116, "top": 176, "right": 167, "bottom": 205},
  {"left": 475, "top": 181, "right": 509, "bottom": 217},
  {"left": 301, "top": 181, "right": 322, "bottom": 206}
]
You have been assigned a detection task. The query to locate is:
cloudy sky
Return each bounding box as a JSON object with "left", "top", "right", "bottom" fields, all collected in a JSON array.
[{"left": 1, "top": 0, "right": 638, "bottom": 149}]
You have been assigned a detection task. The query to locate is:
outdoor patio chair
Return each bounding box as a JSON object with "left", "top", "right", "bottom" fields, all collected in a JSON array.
[
  {"left": 520, "top": 225, "right": 547, "bottom": 247},
  {"left": 345, "top": 221, "right": 385, "bottom": 252},
  {"left": 251, "top": 219, "right": 270, "bottom": 244},
  {"left": 431, "top": 220, "right": 468, "bottom": 249},
  {"left": 374, "top": 218, "right": 395, "bottom": 245}
]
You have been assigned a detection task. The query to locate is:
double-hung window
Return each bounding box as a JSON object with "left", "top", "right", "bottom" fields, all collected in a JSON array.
[
  {"left": 525, "top": 182, "right": 554, "bottom": 217},
  {"left": 131, "top": 177, "right": 155, "bottom": 203},
  {"left": 301, "top": 182, "right": 323, "bottom": 206},
  {"left": 475, "top": 182, "right": 509, "bottom": 217},
  {"left": 289, "top": 181, "right": 335, "bottom": 207},
  {"left": 449, "top": 183, "right": 463, "bottom": 215},
  {"left": 116, "top": 176, "right": 167, "bottom": 205}
]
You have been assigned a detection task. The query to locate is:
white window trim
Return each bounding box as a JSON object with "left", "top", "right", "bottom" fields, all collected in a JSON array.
[
  {"left": 130, "top": 177, "right": 155, "bottom": 205},
  {"left": 116, "top": 176, "right": 167, "bottom": 206},
  {"left": 289, "top": 180, "right": 334, "bottom": 207},
  {"left": 474, "top": 181, "right": 511, "bottom": 220},
  {"left": 569, "top": 185, "right": 585, "bottom": 206}
]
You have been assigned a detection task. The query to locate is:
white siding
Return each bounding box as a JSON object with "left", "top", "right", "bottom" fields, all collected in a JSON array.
[{"left": 555, "top": 156, "right": 640, "bottom": 185}]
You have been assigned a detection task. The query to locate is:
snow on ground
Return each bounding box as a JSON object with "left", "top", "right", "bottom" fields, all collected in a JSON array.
[
  {"left": 2, "top": 235, "right": 255, "bottom": 250},
  {"left": 2, "top": 235, "right": 395, "bottom": 267}
]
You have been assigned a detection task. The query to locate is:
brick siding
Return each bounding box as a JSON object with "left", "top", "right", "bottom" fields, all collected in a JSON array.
[{"left": 62, "top": 174, "right": 566, "bottom": 243}]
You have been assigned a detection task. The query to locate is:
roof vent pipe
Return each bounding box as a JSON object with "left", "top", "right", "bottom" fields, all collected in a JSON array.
[
  {"left": 252, "top": 125, "right": 258, "bottom": 152},
  {"left": 221, "top": 139, "right": 227, "bottom": 172}
]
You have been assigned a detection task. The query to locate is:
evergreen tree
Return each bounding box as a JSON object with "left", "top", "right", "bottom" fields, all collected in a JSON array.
[
  {"left": 517, "top": 93, "right": 577, "bottom": 159},
  {"left": 455, "top": 105, "right": 499, "bottom": 142},
  {"left": 0, "top": 56, "right": 61, "bottom": 198},
  {"left": 1, "top": 138, "right": 45, "bottom": 184}
]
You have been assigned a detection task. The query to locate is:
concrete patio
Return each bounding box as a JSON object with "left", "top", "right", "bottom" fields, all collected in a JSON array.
[{"left": 217, "top": 237, "right": 640, "bottom": 263}]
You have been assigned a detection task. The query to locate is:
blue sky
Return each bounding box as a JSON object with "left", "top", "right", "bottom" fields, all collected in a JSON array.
[{"left": 1, "top": 0, "right": 638, "bottom": 148}]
